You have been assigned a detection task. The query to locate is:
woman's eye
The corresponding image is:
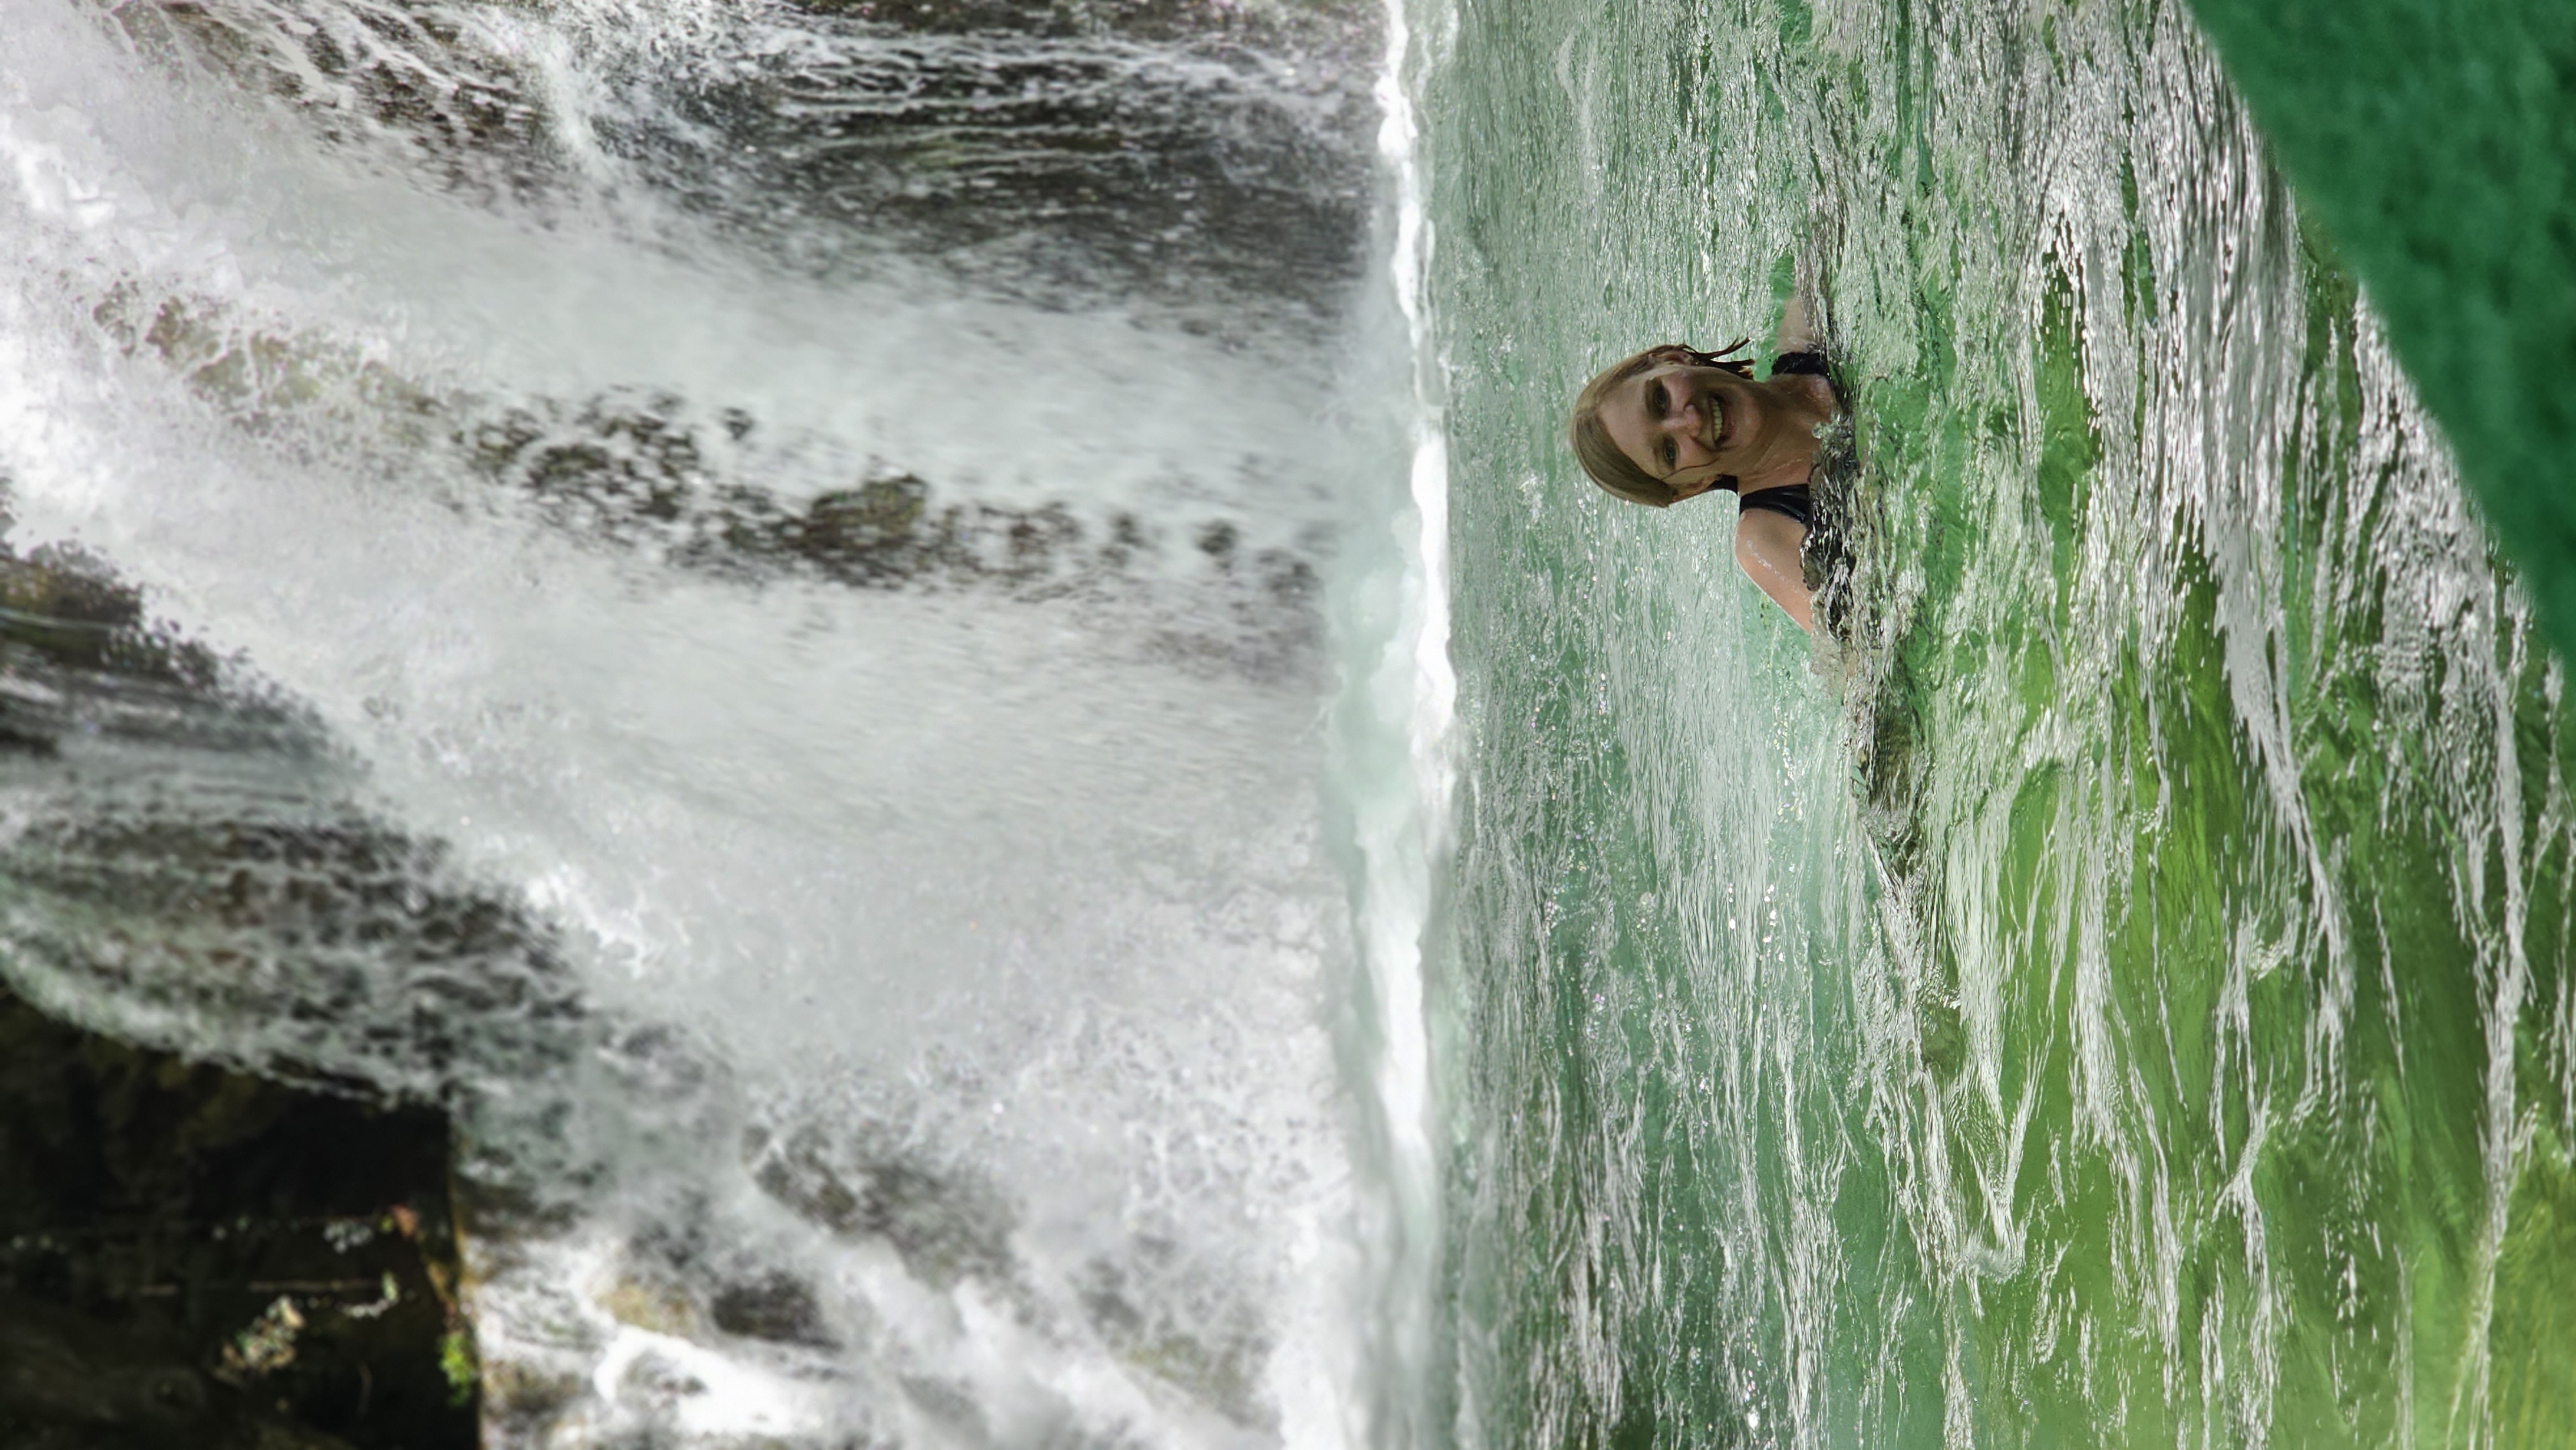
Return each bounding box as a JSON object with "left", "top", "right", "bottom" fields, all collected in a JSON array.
[
  {"left": 1645, "top": 381, "right": 1666, "bottom": 419},
  {"left": 1660, "top": 440, "right": 1676, "bottom": 469}
]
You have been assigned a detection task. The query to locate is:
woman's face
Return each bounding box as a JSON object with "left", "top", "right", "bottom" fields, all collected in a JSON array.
[{"left": 1596, "top": 357, "right": 1765, "bottom": 497}]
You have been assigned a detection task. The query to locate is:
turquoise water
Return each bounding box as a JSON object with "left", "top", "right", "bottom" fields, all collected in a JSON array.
[{"left": 1423, "top": 0, "right": 2576, "bottom": 1444}]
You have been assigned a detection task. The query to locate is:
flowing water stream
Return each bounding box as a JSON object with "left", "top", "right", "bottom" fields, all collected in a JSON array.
[
  {"left": 1428, "top": 0, "right": 2576, "bottom": 1445},
  {"left": 6, "top": 0, "right": 2575, "bottom": 1444}
]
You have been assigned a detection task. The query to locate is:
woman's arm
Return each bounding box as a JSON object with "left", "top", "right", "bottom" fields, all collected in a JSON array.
[
  {"left": 1776, "top": 286, "right": 1823, "bottom": 356},
  {"left": 1734, "top": 511, "right": 1814, "bottom": 633}
]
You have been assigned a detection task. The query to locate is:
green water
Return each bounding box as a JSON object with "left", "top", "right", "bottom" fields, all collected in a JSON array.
[{"left": 1422, "top": 0, "right": 2576, "bottom": 1444}]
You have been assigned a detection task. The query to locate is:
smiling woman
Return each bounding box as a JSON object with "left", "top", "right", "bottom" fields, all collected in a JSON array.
[{"left": 1566, "top": 291, "right": 1841, "bottom": 631}]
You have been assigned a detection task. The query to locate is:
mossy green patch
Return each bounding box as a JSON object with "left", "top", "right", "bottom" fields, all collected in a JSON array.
[{"left": 2186, "top": 0, "right": 2576, "bottom": 660}]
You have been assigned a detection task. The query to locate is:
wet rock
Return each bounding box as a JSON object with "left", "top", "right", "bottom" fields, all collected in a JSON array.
[
  {"left": 0, "top": 1292, "right": 378, "bottom": 1450},
  {"left": 0, "top": 532, "right": 596, "bottom": 1129},
  {"left": 0, "top": 1294, "right": 224, "bottom": 1444},
  {"left": 708, "top": 1274, "right": 837, "bottom": 1350},
  {"left": 0, "top": 538, "right": 310, "bottom": 760},
  {"left": 745, "top": 1125, "right": 1015, "bottom": 1290},
  {"left": 458, "top": 390, "right": 1323, "bottom": 677},
  {"left": 1072, "top": 1243, "right": 1268, "bottom": 1430},
  {"left": 115, "top": 0, "right": 562, "bottom": 207},
  {"left": 784, "top": 476, "right": 934, "bottom": 579},
  {"left": 0, "top": 990, "right": 478, "bottom": 1450},
  {"left": 652, "top": 0, "right": 1378, "bottom": 319},
  {"left": 787, "top": 0, "right": 1359, "bottom": 43},
  {"left": 118, "top": 0, "right": 1375, "bottom": 321},
  {"left": 90, "top": 279, "right": 1327, "bottom": 683}
]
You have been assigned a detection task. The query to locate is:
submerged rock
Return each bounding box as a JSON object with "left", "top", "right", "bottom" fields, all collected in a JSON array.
[
  {"left": 746, "top": 1123, "right": 1018, "bottom": 1291},
  {"left": 707, "top": 1274, "right": 837, "bottom": 1351}
]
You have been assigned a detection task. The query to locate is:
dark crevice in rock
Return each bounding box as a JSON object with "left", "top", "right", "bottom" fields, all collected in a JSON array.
[{"left": 0, "top": 991, "right": 477, "bottom": 1450}]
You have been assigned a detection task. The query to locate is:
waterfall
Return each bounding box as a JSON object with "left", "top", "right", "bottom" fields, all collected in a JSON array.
[{"left": 0, "top": 0, "right": 1450, "bottom": 1443}]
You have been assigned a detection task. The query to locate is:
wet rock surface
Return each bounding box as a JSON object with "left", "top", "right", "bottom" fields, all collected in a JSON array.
[
  {"left": 648, "top": 13, "right": 1375, "bottom": 318},
  {"left": 0, "top": 520, "right": 1297, "bottom": 1444},
  {"left": 0, "top": 534, "right": 527, "bottom": 1449},
  {"left": 481, "top": 399, "right": 1323, "bottom": 683},
  {"left": 746, "top": 1122, "right": 1019, "bottom": 1292},
  {"left": 82, "top": 283, "right": 1331, "bottom": 685},
  {"left": 109, "top": 0, "right": 1377, "bottom": 325}
]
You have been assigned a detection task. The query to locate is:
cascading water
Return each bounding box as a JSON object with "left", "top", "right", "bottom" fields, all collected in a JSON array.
[{"left": 0, "top": 0, "right": 1452, "bottom": 1444}]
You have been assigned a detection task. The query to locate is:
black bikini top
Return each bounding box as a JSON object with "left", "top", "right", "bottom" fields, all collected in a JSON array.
[
  {"left": 1770, "top": 350, "right": 1834, "bottom": 380},
  {"left": 1729, "top": 350, "right": 1839, "bottom": 529}
]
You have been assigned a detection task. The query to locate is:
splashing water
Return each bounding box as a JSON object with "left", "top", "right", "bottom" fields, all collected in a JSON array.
[{"left": 0, "top": 0, "right": 1452, "bottom": 1443}]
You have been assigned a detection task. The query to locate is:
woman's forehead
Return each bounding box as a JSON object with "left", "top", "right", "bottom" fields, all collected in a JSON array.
[
  {"left": 1602, "top": 380, "right": 1663, "bottom": 473},
  {"left": 1618, "top": 362, "right": 1694, "bottom": 412},
  {"left": 1611, "top": 364, "right": 1669, "bottom": 406}
]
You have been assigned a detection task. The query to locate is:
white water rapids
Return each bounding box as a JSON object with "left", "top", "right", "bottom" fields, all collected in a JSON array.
[{"left": 0, "top": 0, "right": 1450, "bottom": 1444}]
